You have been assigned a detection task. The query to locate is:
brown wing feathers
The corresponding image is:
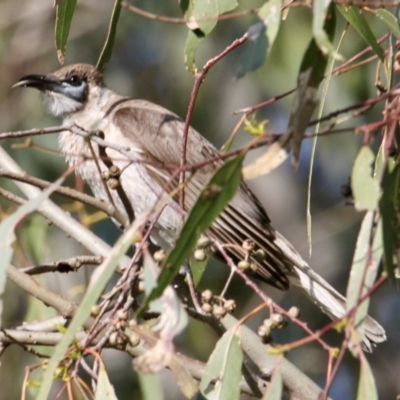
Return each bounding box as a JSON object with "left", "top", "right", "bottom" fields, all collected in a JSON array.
[{"left": 113, "top": 101, "right": 291, "bottom": 290}]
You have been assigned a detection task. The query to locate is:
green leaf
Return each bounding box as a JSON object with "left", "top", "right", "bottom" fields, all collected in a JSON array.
[
  {"left": 313, "top": 0, "right": 337, "bottom": 56},
  {"left": 199, "top": 328, "right": 243, "bottom": 399},
  {"left": 184, "top": 30, "right": 205, "bottom": 74},
  {"left": 143, "top": 253, "right": 163, "bottom": 313},
  {"left": 0, "top": 178, "right": 64, "bottom": 326},
  {"left": 138, "top": 372, "right": 164, "bottom": 400},
  {"left": 380, "top": 160, "right": 399, "bottom": 282},
  {"left": 190, "top": 256, "right": 209, "bottom": 286},
  {"left": 351, "top": 146, "right": 381, "bottom": 211},
  {"left": 357, "top": 354, "right": 378, "bottom": 400},
  {"left": 182, "top": 0, "right": 237, "bottom": 73},
  {"left": 140, "top": 153, "right": 245, "bottom": 315},
  {"left": 300, "top": 3, "right": 336, "bottom": 87},
  {"left": 338, "top": 6, "right": 385, "bottom": 61},
  {"left": 96, "top": 0, "right": 122, "bottom": 72},
  {"left": 191, "top": 0, "right": 237, "bottom": 34},
  {"left": 346, "top": 211, "right": 382, "bottom": 353},
  {"left": 22, "top": 214, "right": 48, "bottom": 265},
  {"left": 55, "top": 0, "right": 77, "bottom": 64},
  {"left": 95, "top": 362, "right": 118, "bottom": 400},
  {"left": 262, "top": 368, "right": 282, "bottom": 400},
  {"left": 237, "top": 0, "right": 282, "bottom": 78},
  {"left": 373, "top": 9, "right": 400, "bottom": 40}
]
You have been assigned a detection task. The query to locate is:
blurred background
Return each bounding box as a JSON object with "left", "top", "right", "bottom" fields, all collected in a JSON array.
[{"left": 0, "top": 0, "right": 398, "bottom": 399}]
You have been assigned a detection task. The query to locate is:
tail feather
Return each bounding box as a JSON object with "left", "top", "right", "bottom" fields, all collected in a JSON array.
[{"left": 275, "top": 233, "right": 386, "bottom": 352}]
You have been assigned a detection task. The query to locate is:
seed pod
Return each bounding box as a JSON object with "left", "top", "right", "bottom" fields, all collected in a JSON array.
[
  {"left": 138, "top": 281, "right": 146, "bottom": 292},
  {"left": 223, "top": 299, "right": 236, "bottom": 312},
  {"left": 271, "top": 313, "right": 287, "bottom": 329},
  {"left": 213, "top": 304, "right": 227, "bottom": 319},
  {"left": 242, "top": 239, "right": 255, "bottom": 251},
  {"left": 202, "top": 303, "right": 212, "bottom": 313},
  {"left": 153, "top": 249, "right": 166, "bottom": 262},
  {"left": 128, "top": 319, "right": 137, "bottom": 328},
  {"left": 129, "top": 332, "right": 141, "bottom": 347},
  {"left": 201, "top": 289, "right": 213, "bottom": 303},
  {"left": 117, "top": 309, "right": 128, "bottom": 321},
  {"left": 263, "top": 318, "right": 273, "bottom": 330},
  {"left": 109, "top": 165, "right": 121, "bottom": 177},
  {"left": 288, "top": 306, "right": 300, "bottom": 318},
  {"left": 194, "top": 249, "right": 206, "bottom": 261},
  {"left": 109, "top": 332, "right": 118, "bottom": 346},
  {"left": 249, "top": 262, "right": 258, "bottom": 273},
  {"left": 197, "top": 235, "right": 210, "bottom": 249},
  {"left": 238, "top": 260, "right": 250, "bottom": 271},
  {"left": 108, "top": 178, "right": 119, "bottom": 189},
  {"left": 254, "top": 249, "right": 266, "bottom": 262},
  {"left": 90, "top": 305, "right": 100, "bottom": 317},
  {"left": 101, "top": 170, "right": 110, "bottom": 181}
]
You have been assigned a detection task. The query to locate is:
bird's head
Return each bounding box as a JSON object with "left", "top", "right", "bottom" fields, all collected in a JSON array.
[{"left": 13, "top": 63, "right": 104, "bottom": 117}]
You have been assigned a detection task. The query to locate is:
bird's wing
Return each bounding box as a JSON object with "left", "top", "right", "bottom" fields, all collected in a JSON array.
[{"left": 112, "top": 99, "right": 291, "bottom": 290}]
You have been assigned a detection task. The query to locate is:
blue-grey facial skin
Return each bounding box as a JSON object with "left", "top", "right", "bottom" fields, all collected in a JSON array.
[
  {"left": 57, "top": 79, "right": 87, "bottom": 102},
  {"left": 15, "top": 74, "right": 88, "bottom": 103}
]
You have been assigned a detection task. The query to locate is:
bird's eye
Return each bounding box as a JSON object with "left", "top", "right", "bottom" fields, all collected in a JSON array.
[{"left": 66, "top": 75, "right": 82, "bottom": 86}]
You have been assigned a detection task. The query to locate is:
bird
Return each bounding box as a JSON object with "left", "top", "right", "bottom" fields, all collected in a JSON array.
[{"left": 13, "top": 63, "right": 386, "bottom": 351}]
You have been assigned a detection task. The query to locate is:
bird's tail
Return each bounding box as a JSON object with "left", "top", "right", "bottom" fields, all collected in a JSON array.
[{"left": 274, "top": 233, "right": 386, "bottom": 352}]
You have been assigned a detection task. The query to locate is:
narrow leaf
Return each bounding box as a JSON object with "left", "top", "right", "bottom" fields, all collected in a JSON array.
[
  {"left": 313, "top": 0, "right": 337, "bottom": 56},
  {"left": 243, "top": 4, "right": 336, "bottom": 178},
  {"left": 182, "top": 0, "right": 237, "bottom": 73},
  {"left": 351, "top": 146, "right": 381, "bottom": 211},
  {"left": 0, "top": 177, "right": 64, "bottom": 325},
  {"left": 346, "top": 211, "right": 382, "bottom": 353},
  {"left": 262, "top": 367, "right": 282, "bottom": 400},
  {"left": 299, "top": 3, "right": 336, "bottom": 87},
  {"left": 140, "top": 153, "right": 245, "bottom": 314},
  {"left": 190, "top": 0, "right": 237, "bottom": 34},
  {"left": 190, "top": 256, "right": 209, "bottom": 286},
  {"left": 169, "top": 358, "right": 199, "bottom": 398},
  {"left": 96, "top": 0, "right": 122, "bottom": 72},
  {"left": 357, "top": 354, "right": 378, "bottom": 400},
  {"left": 95, "top": 362, "right": 118, "bottom": 400},
  {"left": 137, "top": 372, "right": 164, "bottom": 400},
  {"left": 237, "top": 0, "right": 282, "bottom": 78},
  {"left": 242, "top": 138, "right": 289, "bottom": 180},
  {"left": 373, "top": 9, "right": 400, "bottom": 40},
  {"left": 338, "top": 6, "right": 385, "bottom": 61},
  {"left": 199, "top": 328, "right": 243, "bottom": 399},
  {"left": 380, "top": 161, "right": 399, "bottom": 282},
  {"left": 184, "top": 30, "right": 205, "bottom": 74},
  {"left": 55, "top": 0, "right": 77, "bottom": 64}
]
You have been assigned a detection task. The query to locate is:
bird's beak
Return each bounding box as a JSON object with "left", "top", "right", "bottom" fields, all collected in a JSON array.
[{"left": 12, "top": 74, "right": 61, "bottom": 92}]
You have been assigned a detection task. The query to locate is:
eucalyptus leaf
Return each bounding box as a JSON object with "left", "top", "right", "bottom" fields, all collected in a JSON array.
[
  {"left": 351, "top": 146, "right": 381, "bottom": 211},
  {"left": 140, "top": 153, "right": 245, "bottom": 313},
  {"left": 95, "top": 362, "right": 118, "bottom": 400},
  {"left": 338, "top": 6, "right": 385, "bottom": 61},
  {"left": 238, "top": 0, "right": 282, "bottom": 78},
  {"left": 357, "top": 354, "right": 378, "bottom": 400},
  {"left": 182, "top": 0, "right": 237, "bottom": 72},
  {"left": 96, "top": 0, "right": 122, "bottom": 72},
  {"left": 200, "top": 328, "right": 243, "bottom": 400},
  {"left": 55, "top": 0, "right": 77, "bottom": 64}
]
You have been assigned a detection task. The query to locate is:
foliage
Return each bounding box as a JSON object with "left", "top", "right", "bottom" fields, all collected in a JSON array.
[{"left": 0, "top": 0, "right": 399, "bottom": 399}]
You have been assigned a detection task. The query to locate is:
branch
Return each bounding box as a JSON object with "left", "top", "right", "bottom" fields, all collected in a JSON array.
[
  {"left": 7, "top": 264, "right": 78, "bottom": 319},
  {"left": 0, "top": 168, "right": 128, "bottom": 227},
  {"left": 20, "top": 255, "right": 104, "bottom": 275},
  {"left": 0, "top": 146, "right": 131, "bottom": 269}
]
